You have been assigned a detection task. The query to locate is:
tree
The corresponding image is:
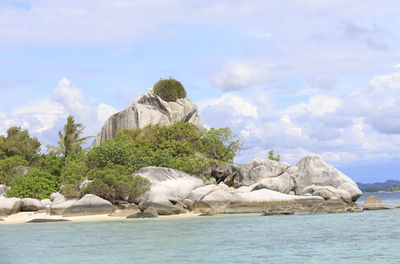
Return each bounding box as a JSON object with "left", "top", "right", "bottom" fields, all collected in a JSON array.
[
  {"left": 48, "top": 115, "right": 93, "bottom": 157},
  {"left": 201, "top": 127, "right": 242, "bottom": 162},
  {"left": 268, "top": 150, "right": 280, "bottom": 162},
  {"left": 153, "top": 78, "right": 186, "bottom": 102},
  {"left": 0, "top": 126, "right": 41, "bottom": 162}
]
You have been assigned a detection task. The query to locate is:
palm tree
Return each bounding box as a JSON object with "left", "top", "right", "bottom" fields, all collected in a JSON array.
[{"left": 48, "top": 115, "right": 93, "bottom": 157}]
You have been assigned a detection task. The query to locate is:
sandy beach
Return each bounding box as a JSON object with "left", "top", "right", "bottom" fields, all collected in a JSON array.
[{"left": 0, "top": 211, "right": 201, "bottom": 225}]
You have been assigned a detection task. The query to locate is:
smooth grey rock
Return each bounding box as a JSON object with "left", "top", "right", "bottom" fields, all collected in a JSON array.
[
  {"left": 21, "top": 198, "right": 44, "bottom": 211},
  {"left": 139, "top": 202, "right": 180, "bottom": 215},
  {"left": 0, "top": 197, "right": 22, "bottom": 216},
  {"left": 49, "top": 200, "right": 77, "bottom": 215},
  {"left": 302, "top": 185, "right": 352, "bottom": 203},
  {"left": 93, "top": 89, "right": 204, "bottom": 146},
  {"left": 396, "top": 205, "right": 400, "bottom": 209},
  {"left": 182, "top": 199, "right": 194, "bottom": 210},
  {"left": 224, "top": 189, "right": 324, "bottom": 214},
  {"left": 50, "top": 192, "right": 67, "bottom": 204},
  {"left": 127, "top": 207, "right": 158, "bottom": 218},
  {"left": 115, "top": 201, "right": 139, "bottom": 211},
  {"left": 311, "top": 198, "right": 348, "bottom": 213},
  {"left": 187, "top": 184, "right": 219, "bottom": 203},
  {"left": 110, "top": 209, "right": 141, "bottom": 217},
  {"left": 40, "top": 199, "right": 52, "bottom": 208},
  {"left": 63, "top": 194, "right": 115, "bottom": 216},
  {"left": 233, "top": 158, "right": 291, "bottom": 187},
  {"left": 0, "top": 185, "right": 10, "bottom": 197},
  {"left": 136, "top": 167, "right": 204, "bottom": 204},
  {"left": 194, "top": 189, "right": 233, "bottom": 214},
  {"left": 218, "top": 182, "right": 231, "bottom": 192},
  {"left": 262, "top": 210, "right": 294, "bottom": 215},
  {"left": 363, "top": 196, "right": 391, "bottom": 210},
  {"left": 251, "top": 171, "right": 296, "bottom": 194},
  {"left": 295, "top": 156, "right": 362, "bottom": 201}
]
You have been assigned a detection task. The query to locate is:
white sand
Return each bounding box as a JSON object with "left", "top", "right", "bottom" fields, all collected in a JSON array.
[{"left": 0, "top": 211, "right": 201, "bottom": 225}]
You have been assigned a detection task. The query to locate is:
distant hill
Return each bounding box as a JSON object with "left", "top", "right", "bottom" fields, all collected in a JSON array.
[{"left": 357, "top": 180, "right": 400, "bottom": 193}]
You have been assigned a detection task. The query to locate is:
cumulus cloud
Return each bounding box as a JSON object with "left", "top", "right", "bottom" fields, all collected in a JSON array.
[
  {"left": 199, "top": 71, "right": 400, "bottom": 166},
  {"left": 211, "top": 61, "right": 271, "bottom": 91},
  {"left": 0, "top": 78, "right": 118, "bottom": 147}
]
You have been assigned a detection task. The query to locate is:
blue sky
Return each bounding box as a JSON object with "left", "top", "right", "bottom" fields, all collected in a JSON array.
[{"left": 1, "top": 0, "right": 400, "bottom": 182}]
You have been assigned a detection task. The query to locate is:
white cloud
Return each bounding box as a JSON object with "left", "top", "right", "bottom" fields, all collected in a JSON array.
[
  {"left": 211, "top": 61, "right": 271, "bottom": 90},
  {"left": 0, "top": 78, "right": 118, "bottom": 147}
]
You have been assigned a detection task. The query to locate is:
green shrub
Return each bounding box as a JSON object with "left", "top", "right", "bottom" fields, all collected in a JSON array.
[
  {"left": 153, "top": 78, "right": 186, "bottom": 102},
  {"left": 201, "top": 127, "right": 242, "bottom": 162},
  {"left": 0, "top": 156, "right": 29, "bottom": 185},
  {"left": 60, "top": 158, "right": 89, "bottom": 199},
  {"left": 6, "top": 168, "right": 59, "bottom": 199},
  {"left": 82, "top": 163, "right": 151, "bottom": 203}
]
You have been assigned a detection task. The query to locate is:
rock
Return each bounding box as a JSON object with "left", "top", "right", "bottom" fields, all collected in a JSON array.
[
  {"left": 194, "top": 189, "right": 233, "bottom": 214},
  {"left": 0, "top": 218, "right": 4, "bottom": 221},
  {"left": 63, "top": 194, "right": 115, "bottom": 216},
  {"left": 311, "top": 198, "right": 348, "bottom": 213},
  {"left": 182, "top": 199, "right": 194, "bottom": 210},
  {"left": 115, "top": 201, "right": 139, "bottom": 211},
  {"left": 262, "top": 210, "right": 294, "bottom": 215},
  {"left": 21, "top": 198, "right": 44, "bottom": 211},
  {"left": 224, "top": 189, "right": 325, "bottom": 214},
  {"left": 40, "top": 199, "right": 52, "bottom": 208},
  {"left": 396, "top": 205, "right": 400, "bottom": 209},
  {"left": 0, "top": 184, "right": 10, "bottom": 197},
  {"left": 50, "top": 192, "right": 68, "bottom": 204},
  {"left": 363, "top": 195, "right": 391, "bottom": 210},
  {"left": 139, "top": 202, "right": 180, "bottom": 215},
  {"left": 187, "top": 184, "right": 219, "bottom": 203},
  {"left": 295, "top": 156, "right": 362, "bottom": 201},
  {"left": 302, "top": 185, "right": 352, "bottom": 203},
  {"left": 251, "top": 171, "right": 296, "bottom": 194},
  {"left": 27, "top": 219, "right": 70, "bottom": 223},
  {"left": 110, "top": 209, "right": 141, "bottom": 217},
  {"left": 0, "top": 197, "right": 22, "bottom": 216},
  {"left": 233, "top": 158, "right": 292, "bottom": 187},
  {"left": 136, "top": 167, "right": 204, "bottom": 204},
  {"left": 78, "top": 178, "right": 92, "bottom": 190},
  {"left": 210, "top": 162, "right": 239, "bottom": 182},
  {"left": 218, "top": 182, "right": 231, "bottom": 192},
  {"left": 49, "top": 200, "right": 77, "bottom": 215},
  {"left": 93, "top": 89, "right": 204, "bottom": 146},
  {"left": 127, "top": 207, "right": 158, "bottom": 218}
]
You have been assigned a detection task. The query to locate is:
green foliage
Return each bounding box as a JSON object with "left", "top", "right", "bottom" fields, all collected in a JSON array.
[
  {"left": 47, "top": 115, "right": 93, "bottom": 157},
  {"left": 6, "top": 168, "right": 59, "bottom": 200},
  {"left": 60, "top": 157, "right": 89, "bottom": 199},
  {"left": 201, "top": 127, "right": 242, "bottom": 162},
  {"left": 82, "top": 163, "right": 151, "bottom": 203},
  {"left": 153, "top": 78, "right": 186, "bottom": 102},
  {"left": 268, "top": 150, "right": 280, "bottom": 162},
  {"left": 0, "top": 156, "right": 29, "bottom": 185},
  {"left": 0, "top": 126, "right": 41, "bottom": 162}
]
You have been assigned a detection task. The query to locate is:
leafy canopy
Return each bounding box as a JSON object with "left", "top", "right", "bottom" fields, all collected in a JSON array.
[
  {"left": 201, "top": 127, "right": 242, "bottom": 162},
  {"left": 48, "top": 115, "right": 93, "bottom": 157},
  {"left": 153, "top": 78, "right": 186, "bottom": 102}
]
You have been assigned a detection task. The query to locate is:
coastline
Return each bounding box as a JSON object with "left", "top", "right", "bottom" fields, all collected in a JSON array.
[{"left": 0, "top": 211, "right": 201, "bottom": 225}]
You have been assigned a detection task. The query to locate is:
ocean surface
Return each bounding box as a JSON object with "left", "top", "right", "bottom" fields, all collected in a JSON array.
[{"left": 1, "top": 192, "right": 400, "bottom": 264}]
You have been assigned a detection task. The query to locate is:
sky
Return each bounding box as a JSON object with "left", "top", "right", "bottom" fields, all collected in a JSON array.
[{"left": 1, "top": 0, "right": 400, "bottom": 183}]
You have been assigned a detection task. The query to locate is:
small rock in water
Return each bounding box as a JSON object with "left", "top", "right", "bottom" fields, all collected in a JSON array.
[
  {"left": 27, "top": 219, "right": 70, "bottom": 223},
  {"left": 363, "top": 195, "right": 391, "bottom": 210},
  {"left": 396, "top": 205, "right": 400, "bottom": 209},
  {"left": 0, "top": 218, "right": 4, "bottom": 221},
  {"left": 199, "top": 213, "right": 214, "bottom": 216},
  {"left": 262, "top": 210, "right": 294, "bottom": 216},
  {"left": 127, "top": 208, "right": 158, "bottom": 218}
]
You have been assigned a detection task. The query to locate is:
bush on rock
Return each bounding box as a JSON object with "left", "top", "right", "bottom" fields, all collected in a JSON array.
[{"left": 153, "top": 78, "right": 186, "bottom": 102}]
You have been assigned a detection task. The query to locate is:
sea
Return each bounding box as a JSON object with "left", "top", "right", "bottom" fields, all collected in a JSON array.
[{"left": 1, "top": 192, "right": 400, "bottom": 264}]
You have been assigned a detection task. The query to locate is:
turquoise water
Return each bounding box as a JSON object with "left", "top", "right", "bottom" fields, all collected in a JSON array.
[{"left": 1, "top": 192, "right": 400, "bottom": 264}]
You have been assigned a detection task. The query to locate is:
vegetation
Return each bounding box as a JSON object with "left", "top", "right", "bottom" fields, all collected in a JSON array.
[
  {"left": 47, "top": 115, "right": 93, "bottom": 157},
  {"left": 268, "top": 150, "right": 280, "bottom": 162},
  {"left": 153, "top": 78, "right": 186, "bottom": 102},
  {"left": 0, "top": 90, "right": 243, "bottom": 203},
  {"left": 361, "top": 185, "right": 400, "bottom": 193},
  {"left": 201, "top": 127, "right": 242, "bottom": 162}
]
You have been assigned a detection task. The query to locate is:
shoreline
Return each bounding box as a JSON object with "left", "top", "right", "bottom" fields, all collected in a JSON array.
[{"left": 0, "top": 211, "right": 202, "bottom": 225}]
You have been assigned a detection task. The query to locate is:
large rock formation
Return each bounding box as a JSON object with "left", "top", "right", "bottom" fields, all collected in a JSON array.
[
  {"left": 135, "top": 167, "right": 205, "bottom": 205},
  {"left": 363, "top": 196, "right": 391, "bottom": 210},
  {"left": 63, "top": 194, "right": 115, "bottom": 216},
  {"left": 93, "top": 89, "right": 204, "bottom": 146},
  {"left": 0, "top": 197, "right": 22, "bottom": 216},
  {"left": 295, "top": 156, "right": 362, "bottom": 201}
]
